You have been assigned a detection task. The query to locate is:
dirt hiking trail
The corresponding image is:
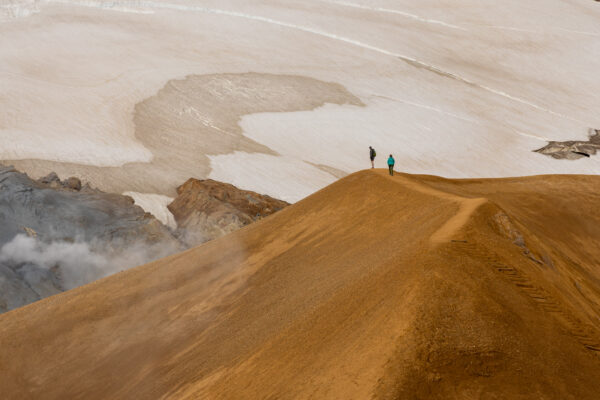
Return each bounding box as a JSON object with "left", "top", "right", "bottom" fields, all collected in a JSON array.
[{"left": 379, "top": 170, "right": 488, "bottom": 244}]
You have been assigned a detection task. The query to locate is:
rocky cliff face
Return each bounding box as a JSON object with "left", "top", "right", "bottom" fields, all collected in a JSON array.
[
  {"left": 0, "top": 165, "right": 182, "bottom": 313},
  {"left": 168, "top": 179, "right": 289, "bottom": 245},
  {"left": 0, "top": 166, "right": 289, "bottom": 313}
]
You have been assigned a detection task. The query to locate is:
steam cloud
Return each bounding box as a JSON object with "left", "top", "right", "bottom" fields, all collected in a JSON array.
[{"left": 0, "top": 234, "right": 180, "bottom": 290}]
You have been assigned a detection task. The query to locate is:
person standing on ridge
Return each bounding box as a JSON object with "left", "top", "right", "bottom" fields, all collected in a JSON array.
[
  {"left": 388, "top": 154, "right": 395, "bottom": 176},
  {"left": 369, "top": 146, "right": 376, "bottom": 168}
]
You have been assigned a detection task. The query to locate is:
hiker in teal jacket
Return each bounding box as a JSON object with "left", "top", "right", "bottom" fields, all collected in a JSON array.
[{"left": 387, "top": 154, "right": 395, "bottom": 176}]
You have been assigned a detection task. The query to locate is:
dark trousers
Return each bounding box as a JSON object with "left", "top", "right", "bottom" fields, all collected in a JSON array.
[{"left": 389, "top": 165, "right": 394, "bottom": 176}]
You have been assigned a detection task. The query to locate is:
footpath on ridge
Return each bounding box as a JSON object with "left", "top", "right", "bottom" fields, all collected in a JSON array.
[{"left": 378, "top": 169, "right": 488, "bottom": 244}]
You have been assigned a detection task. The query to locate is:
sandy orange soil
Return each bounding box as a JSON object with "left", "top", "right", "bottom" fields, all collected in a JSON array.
[{"left": 2, "top": 169, "right": 600, "bottom": 399}]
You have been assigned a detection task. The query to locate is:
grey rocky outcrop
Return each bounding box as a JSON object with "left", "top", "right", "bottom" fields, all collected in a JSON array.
[
  {"left": 0, "top": 164, "right": 182, "bottom": 313},
  {"left": 535, "top": 129, "right": 600, "bottom": 160},
  {"left": 0, "top": 165, "right": 288, "bottom": 313}
]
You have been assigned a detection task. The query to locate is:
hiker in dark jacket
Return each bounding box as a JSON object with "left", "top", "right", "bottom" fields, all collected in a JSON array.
[
  {"left": 388, "top": 154, "right": 395, "bottom": 176},
  {"left": 369, "top": 146, "right": 376, "bottom": 168}
]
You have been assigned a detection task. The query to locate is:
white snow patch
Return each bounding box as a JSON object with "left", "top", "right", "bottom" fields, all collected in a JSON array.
[
  {"left": 484, "top": 25, "right": 600, "bottom": 37},
  {"left": 208, "top": 152, "right": 338, "bottom": 203},
  {"left": 320, "top": 0, "right": 467, "bottom": 30},
  {"left": 0, "top": 1, "right": 39, "bottom": 21},
  {"left": 49, "top": 0, "right": 154, "bottom": 14},
  {"left": 0, "top": 129, "right": 153, "bottom": 166},
  {"left": 123, "top": 191, "right": 176, "bottom": 229},
  {"left": 238, "top": 99, "right": 600, "bottom": 179},
  {"left": 30, "top": 0, "right": 584, "bottom": 122}
]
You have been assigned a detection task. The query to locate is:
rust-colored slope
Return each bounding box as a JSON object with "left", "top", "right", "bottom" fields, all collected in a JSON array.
[{"left": 2, "top": 170, "right": 600, "bottom": 399}]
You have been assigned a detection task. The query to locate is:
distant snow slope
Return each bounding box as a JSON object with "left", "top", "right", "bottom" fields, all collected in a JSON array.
[
  {"left": 1, "top": 0, "right": 599, "bottom": 203},
  {"left": 123, "top": 192, "right": 176, "bottom": 229}
]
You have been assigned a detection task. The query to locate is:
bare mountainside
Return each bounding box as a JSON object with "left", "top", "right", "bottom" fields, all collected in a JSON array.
[{"left": 2, "top": 170, "right": 600, "bottom": 398}]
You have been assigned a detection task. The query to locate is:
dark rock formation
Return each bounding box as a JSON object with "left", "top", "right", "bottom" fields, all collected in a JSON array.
[
  {"left": 0, "top": 165, "right": 182, "bottom": 313},
  {"left": 39, "top": 172, "right": 84, "bottom": 191},
  {"left": 168, "top": 179, "right": 289, "bottom": 245},
  {"left": 0, "top": 166, "right": 288, "bottom": 313},
  {"left": 535, "top": 129, "right": 600, "bottom": 160}
]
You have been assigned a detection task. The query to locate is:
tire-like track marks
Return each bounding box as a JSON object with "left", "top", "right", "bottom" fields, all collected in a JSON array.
[
  {"left": 384, "top": 169, "right": 600, "bottom": 354},
  {"left": 452, "top": 240, "right": 600, "bottom": 354}
]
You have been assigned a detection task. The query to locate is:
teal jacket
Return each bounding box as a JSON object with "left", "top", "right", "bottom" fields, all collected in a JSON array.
[{"left": 387, "top": 157, "right": 395, "bottom": 166}]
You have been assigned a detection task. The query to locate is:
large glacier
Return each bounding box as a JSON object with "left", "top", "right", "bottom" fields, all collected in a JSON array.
[{"left": 1, "top": 0, "right": 599, "bottom": 206}]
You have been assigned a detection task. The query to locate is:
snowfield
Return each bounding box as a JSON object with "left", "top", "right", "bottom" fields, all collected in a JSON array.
[{"left": 1, "top": 0, "right": 600, "bottom": 211}]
